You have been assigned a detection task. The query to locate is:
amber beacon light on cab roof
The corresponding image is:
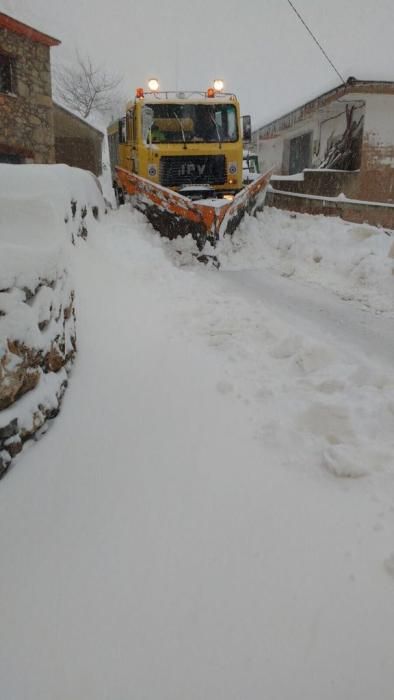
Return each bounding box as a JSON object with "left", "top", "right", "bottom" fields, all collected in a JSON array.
[{"left": 108, "top": 79, "right": 272, "bottom": 249}]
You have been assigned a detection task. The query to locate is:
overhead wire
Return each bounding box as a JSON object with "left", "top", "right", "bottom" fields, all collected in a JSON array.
[{"left": 286, "top": 0, "right": 346, "bottom": 84}]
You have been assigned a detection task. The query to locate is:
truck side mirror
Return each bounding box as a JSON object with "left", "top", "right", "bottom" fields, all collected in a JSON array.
[{"left": 242, "top": 115, "right": 252, "bottom": 142}]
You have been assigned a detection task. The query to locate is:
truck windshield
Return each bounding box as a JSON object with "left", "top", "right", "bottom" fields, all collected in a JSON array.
[{"left": 143, "top": 103, "right": 238, "bottom": 144}]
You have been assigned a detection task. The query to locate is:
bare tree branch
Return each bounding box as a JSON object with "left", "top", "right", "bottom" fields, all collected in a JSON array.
[
  {"left": 54, "top": 53, "right": 122, "bottom": 119},
  {"left": 320, "top": 106, "right": 364, "bottom": 171}
]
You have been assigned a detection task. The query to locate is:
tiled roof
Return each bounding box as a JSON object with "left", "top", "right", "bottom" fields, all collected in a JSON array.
[{"left": 0, "top": 12, "right": 60, "bottom": 47}]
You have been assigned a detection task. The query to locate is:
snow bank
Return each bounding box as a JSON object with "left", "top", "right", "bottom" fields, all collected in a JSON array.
[
  {"left": 0, "top": 164, "right": 106, "bottom": 476},
  {"left": 219, "top": 208, "right": 394, "bottom": 312}
]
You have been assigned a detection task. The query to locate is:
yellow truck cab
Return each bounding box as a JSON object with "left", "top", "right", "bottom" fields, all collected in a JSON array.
[{"left": 108, "top": 87, "right": 251, "bottom": 202}]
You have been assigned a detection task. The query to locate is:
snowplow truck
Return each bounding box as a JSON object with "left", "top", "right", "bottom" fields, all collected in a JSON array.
[{"left": 108, "top": 85, "right": 271, "bottom": 249}]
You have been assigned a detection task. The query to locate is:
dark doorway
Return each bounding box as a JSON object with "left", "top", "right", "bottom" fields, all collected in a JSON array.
[
  {"left": 0, "top": 152, "right": 22, "bottom": 164},
  {"left": 289, "top": 132, "right": 312, "bottom": 174}
]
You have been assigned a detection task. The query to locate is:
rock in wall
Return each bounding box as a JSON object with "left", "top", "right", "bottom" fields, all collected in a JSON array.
[{"left": 0, "top": 271, "right": 76, "bottom": 477}]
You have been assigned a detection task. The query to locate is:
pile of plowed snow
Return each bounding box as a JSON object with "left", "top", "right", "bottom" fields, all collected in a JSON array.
[{"left": 219, "top": 208, "right": 394, "bottom": 312}]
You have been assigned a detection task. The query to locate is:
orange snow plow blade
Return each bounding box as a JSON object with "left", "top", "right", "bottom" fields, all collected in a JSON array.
[
  {"left": 217, "top": 170, "right": 273, "bottom": 237},
  {"left": 116, "top": 167, "right": 271, "bottom": 248}
]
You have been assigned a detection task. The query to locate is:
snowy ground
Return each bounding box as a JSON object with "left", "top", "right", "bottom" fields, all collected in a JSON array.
[{"left": 1, "top": 201, "right": 394, "bottom": 699}]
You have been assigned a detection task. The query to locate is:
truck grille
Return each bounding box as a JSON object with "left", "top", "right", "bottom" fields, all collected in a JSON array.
[{"left": 160, "top": 155, "right": 226, "bottom": 187}]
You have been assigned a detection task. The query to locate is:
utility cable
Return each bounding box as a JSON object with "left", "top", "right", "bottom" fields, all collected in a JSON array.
[{"left": 286, "top": 0, "right": 346, "bottom": 84}]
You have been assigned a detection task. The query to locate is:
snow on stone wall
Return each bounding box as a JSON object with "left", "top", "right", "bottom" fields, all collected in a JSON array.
[{"left": 0, "top": 164, "right": 106, "bottom": 477}]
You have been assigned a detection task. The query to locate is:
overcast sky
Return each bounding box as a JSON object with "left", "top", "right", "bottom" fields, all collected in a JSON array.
[{"left": 2, "top": 0, "right": 394, "bottom": 127}]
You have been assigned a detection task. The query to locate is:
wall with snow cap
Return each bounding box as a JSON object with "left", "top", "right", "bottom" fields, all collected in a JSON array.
[{"left": 0, "top": 164, "right": 106, "bottom": 478}]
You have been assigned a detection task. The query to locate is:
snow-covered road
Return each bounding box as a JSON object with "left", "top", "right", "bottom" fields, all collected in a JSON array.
[
  {"left": 1, "top": 204, "right": 394, "bottom": 700},
  {"left": 218, "top": 268, "right": 394, "bottom": 367}
]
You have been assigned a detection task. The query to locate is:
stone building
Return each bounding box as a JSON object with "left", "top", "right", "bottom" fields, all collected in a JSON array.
[
  {"left": 0, "top": 13, "right": 104, "bottom": 176},
  {"left": 253, "top": 79, "right": 394, "bottom": 227},
  {"left": 0, "top": 12, "right": 60, "bottom": 164},
  {"left": 53, "top": 103, "right": 104, "bottom": 177}
]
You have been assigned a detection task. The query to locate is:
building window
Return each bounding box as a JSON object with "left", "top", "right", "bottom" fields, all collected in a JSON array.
[{"left": 0, "top": 53, "right": 14, "bottom": 94}]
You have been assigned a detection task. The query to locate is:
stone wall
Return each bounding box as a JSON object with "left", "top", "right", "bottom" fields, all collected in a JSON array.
[
  {"left": 0, "top": 193, "right": 104, "bottom": 479},
  {"left": 266, "top": 189, "right": 394, "bottom": 230},
  {"left": 54, "top": 104, "right": 103, "bottom": 176},
  {"left": 0, "top": 274, "right": 76, "bottom": 477},
  {"left": 271, "top": 170, "right": 360, "bottom": 199},
  {"left": 0, "top": 27, "right": 55, "bottom": 163},
  {"left": 0, "top": 163, "right": 107, "bottom": 479}
]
